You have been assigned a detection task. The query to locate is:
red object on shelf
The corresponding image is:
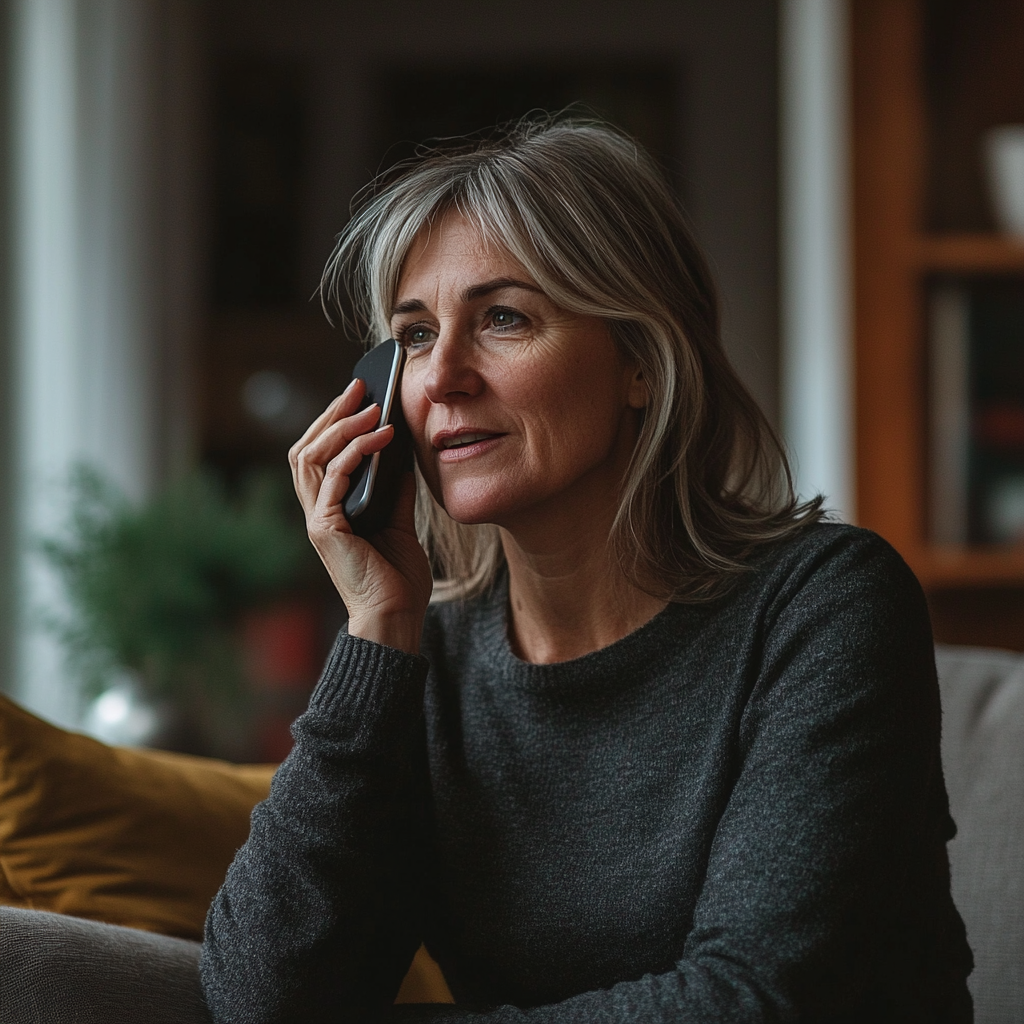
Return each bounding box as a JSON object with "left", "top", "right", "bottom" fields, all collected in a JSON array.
[
  {"left": 241, "top": 602, "right": 322, "bottom": 762},
  {"left": 242, "top": 603, "right": 320, "bottom": 691},
  {"left": 974, "top": 404, "right": 1024, "bottom": 452}
]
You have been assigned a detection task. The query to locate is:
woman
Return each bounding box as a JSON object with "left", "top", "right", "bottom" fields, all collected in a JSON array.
[{"left": 200, "top": 119, "right": 973, "bottom": 1022}]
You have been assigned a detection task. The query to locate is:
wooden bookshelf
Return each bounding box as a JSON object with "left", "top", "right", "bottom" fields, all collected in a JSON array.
[
  {"left": 912, "top": 546, "right": 1024, "bottom": 589},
  {"left": 914, "top": 234, "right": 1024, "bottom": 274},
  {"left": 852, "top": 0, "right": 1024, "bottom": 649}
]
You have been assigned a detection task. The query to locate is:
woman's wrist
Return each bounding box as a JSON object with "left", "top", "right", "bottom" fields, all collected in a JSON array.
[{"left": 346, "top": 611, "right": 423, "bottom": 655}]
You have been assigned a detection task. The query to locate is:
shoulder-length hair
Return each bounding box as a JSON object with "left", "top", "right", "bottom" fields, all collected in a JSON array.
[{"left": 322, "top": 117, "right": 823, "bottom": 603}]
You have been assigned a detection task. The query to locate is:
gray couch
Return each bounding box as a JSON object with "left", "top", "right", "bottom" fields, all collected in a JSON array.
[
  {"left": 936, "top": 645, "right": 1024, "bottom": 1024},
  {"left": 0, "top": 908, "right": 209, "bottom": 1023},
  {"left": 1, "top": 645, "right": 1021, "bottom": 1022}
]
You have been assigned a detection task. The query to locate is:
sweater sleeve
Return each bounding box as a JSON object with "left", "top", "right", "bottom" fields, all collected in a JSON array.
[
  {"left": 384, "top": 534, "right": 971, "bottom": 1023},
  {"left": 200, "top": 632, "right": 431, "bottom": 1024}
]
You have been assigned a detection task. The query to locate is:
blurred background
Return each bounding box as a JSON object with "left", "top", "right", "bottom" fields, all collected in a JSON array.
[{"left": 0, "top": 0, "right": 1022, "bottom": 757}]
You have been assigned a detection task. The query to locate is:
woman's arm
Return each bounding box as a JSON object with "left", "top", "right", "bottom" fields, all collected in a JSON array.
[
  {"left": 200, "top": 634, "right": 431, "bottom": 1023},
  {"left": 202, "top": 385, "right": 436, "bottom": 1023}
]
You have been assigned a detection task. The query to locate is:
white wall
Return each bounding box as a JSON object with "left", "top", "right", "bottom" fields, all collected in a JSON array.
[
  {"left": 0, "top": 3, "right": 15, "bottom": 702},
  {"left": 8, "top": 0, "right": 203, "bottom": 723}
]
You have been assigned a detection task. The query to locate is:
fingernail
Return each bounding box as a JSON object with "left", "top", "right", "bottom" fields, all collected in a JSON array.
[{"left": 341, "top": 379, "right": 358, "bottom": 396}]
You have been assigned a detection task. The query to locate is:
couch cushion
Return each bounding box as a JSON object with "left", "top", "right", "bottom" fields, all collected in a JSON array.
[
  {"left": 0, "top": 906, "right": 211, "bottom": 1024},
  {"left": 0, "top": 694, "right": 275, "bottom": 940},
  {"left": 936, "top": 644, "right": 1024, "bottom": 1024}
]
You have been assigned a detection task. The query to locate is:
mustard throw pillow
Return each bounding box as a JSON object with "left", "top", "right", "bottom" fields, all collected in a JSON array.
[
  {"left": 0, "top": 693, "right": 275, "bottom": 939},
  {"left": 0, "top": 694, "right": 453, "bottom": 1002}
]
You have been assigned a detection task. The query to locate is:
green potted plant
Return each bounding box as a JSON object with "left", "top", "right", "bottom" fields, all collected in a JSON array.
[{"left": 41, "top": 465, "right": 316, "bottom": 758}]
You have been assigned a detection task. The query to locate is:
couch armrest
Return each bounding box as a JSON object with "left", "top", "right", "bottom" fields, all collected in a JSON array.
[
  {"left": 936, "top": 644, "right": 1024, "bottom": 1024},
  {"left": 0, "top": 907, "right": 211, "bottom": 1024}
]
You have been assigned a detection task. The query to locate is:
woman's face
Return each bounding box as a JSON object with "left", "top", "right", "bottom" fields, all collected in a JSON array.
[{"left": 395, "top": 212, "right": 646, "bottom": 531}]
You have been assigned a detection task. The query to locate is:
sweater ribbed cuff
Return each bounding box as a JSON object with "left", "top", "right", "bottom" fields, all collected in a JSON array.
[{"left": 307, "top": 631, "right": 429, "bottom": 719}]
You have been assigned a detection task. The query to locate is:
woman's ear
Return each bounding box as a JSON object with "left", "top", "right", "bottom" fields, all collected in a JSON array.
[{"left": 627, "top": 365, "right": 648, "bottom": 410}]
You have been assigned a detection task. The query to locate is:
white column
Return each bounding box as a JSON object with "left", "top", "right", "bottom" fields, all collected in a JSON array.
[
  {"left": 74, "top": 0, "right": 161, "bottom": 500},
  {"left": 12, "top": 0, "right": 87, "bottom": 726},
  {"left": 780, "top": 0, "right": 854, "bottom": 521},
  {"left": 10, "top": 0, "right": 197, "bottom": 725}
]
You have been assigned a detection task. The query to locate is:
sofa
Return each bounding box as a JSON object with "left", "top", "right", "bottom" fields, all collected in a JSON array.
[{"left": 0, "top": 645, "right": 1020, "bottom": 1022}]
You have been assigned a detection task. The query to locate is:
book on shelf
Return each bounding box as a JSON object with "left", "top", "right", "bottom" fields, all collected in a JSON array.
[{"left": 928, "top": 278, "right": 1024, "bottom": 547}]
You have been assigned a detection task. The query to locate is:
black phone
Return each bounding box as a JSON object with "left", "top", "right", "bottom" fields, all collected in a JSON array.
[{"left": 342, "top": 338, "right": 413, "bottom": 536}]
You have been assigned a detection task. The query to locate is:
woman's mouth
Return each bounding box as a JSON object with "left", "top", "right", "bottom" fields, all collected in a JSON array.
[{"left": 434, "top": 431, "right": 505, "bottom": 461}]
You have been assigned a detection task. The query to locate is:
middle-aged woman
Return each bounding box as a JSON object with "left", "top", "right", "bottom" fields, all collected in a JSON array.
[{"left": 200, "top": 119, "right": 973, "bottom": 1023}]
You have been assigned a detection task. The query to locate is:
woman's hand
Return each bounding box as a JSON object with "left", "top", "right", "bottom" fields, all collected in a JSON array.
[{"left": 289, "top": 379, "right": 433, "bottom": 654}]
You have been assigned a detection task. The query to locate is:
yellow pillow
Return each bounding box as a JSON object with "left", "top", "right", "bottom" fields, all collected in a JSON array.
[
  {"left": 0, "top": 694, "right": 452, "bottom": 1002},
  {"left": 0, "top": 693, "right": 275, "bottom": 938}
]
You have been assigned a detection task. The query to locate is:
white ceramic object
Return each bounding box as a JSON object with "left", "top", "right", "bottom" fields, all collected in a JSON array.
[
  {"left": 985, "top": 125, "right": 1024, "bottom": 239},
  {"left": 986, "top": 476, "right": 1024, "bottom": 545},
  {"left": 82, "top": 674, "right": 162, "bottom": 747}
]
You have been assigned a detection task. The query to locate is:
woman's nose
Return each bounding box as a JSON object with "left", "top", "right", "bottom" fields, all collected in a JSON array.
[{"left": 422, "top": 332, "right": 483, "bottom": 404}]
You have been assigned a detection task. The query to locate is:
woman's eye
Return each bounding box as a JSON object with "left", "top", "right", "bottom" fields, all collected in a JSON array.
[
  {"left": 399, "top": 326, "right": 436, "bottom": 349},
  {"left": 488, "top": 309, "right": 524, "bottom": 331}
]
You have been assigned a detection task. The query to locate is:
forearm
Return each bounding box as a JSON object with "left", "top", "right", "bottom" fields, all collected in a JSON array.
[
  {"left": 384, "top": 960, "right": 775, "bottom": 1023},
  {"left": 201, "top": 633, "right": 430, "bottom": 1024}
]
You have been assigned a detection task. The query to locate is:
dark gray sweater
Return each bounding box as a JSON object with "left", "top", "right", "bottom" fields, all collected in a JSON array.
[{"left": 200, "top": 524, "right": 973, "bottom": 1023}]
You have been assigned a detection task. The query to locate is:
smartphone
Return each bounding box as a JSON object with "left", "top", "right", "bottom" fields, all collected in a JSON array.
[{"left": 342, "top": 338, "right": 413, "bottom": 536}]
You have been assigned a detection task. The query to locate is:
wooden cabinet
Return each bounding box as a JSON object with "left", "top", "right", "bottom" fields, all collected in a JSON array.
[{"left": 851, "top": 0, "right": 1024, "bottom": 648}]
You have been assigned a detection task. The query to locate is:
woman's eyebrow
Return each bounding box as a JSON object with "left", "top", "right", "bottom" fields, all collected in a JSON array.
[
  {"left": 462, "top": 278, "right": 542, "bottom": 302},
  {"left": 390, "top": 278, "right": 542, "bottom": 317},
  {"left": 391, "top": 298, "right": 428, "bottom": 316}
]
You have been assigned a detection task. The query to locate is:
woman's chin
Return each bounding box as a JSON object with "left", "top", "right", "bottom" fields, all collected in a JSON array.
[
  {"left": 438, "top": 486, "right": 520, "bottom": 528},
  {"left": 442, "top": 502, "right": 502, "bottom": 528}
]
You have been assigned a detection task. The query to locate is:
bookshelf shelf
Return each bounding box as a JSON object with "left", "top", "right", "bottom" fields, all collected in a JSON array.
[
  {"left": 853, "top": 0, "right": 1024, "bottom": 650},
  {"left": 914, "top": 234, "right": 1024, "bottom": 274},
  {"left": 913, "top": 546, "right": 1024, "bottom": 589}
]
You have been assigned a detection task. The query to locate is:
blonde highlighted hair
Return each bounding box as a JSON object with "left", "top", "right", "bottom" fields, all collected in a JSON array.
[{"left": 322, "top": 117, "right": 823, "bottom": 602}]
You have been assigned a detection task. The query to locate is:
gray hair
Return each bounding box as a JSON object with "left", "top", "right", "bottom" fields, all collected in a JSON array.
[{"left": 322, "top": 117, "right": 822, "bottom": 602}]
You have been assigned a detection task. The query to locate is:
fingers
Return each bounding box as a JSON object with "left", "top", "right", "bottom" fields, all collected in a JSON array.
[
  {"left": 303, "top": 402, "right": 381, "bottom": 467},
  {"left": 290, "top": 396, "right": 382, "bottom": 515},
  {"left": 292, "top": 406, "right": 379, "bottom": 514},
  {"left": 288, "top": 379, "right": 369, "bottom": 495},
  {"left": 313, "top": 424, "right": 395, "bottom": 524}
]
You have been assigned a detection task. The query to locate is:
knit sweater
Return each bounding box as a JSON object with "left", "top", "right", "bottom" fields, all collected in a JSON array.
[{"left": 200, "top": 524, "right": 973, "bottom": 1023}]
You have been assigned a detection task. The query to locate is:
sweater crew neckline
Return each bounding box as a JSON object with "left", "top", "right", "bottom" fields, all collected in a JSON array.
[{"left": 469, "top": 572, "right": 696, "bottom": 692}]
